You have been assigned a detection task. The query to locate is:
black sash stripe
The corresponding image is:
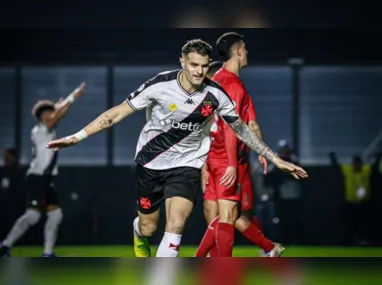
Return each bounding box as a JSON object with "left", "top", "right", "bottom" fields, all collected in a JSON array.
[
  {"left": 135, "top": 92, "right": 219, "bottom": 166},
  {"left": 44, "top": 151, "right": 58, "bottom": 176}
]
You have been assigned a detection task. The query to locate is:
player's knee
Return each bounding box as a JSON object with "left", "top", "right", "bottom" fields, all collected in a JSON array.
[
  {"left": 166, "top": 216, "right": 187, "bottom": 235},
  {"left": 47, "top": 208, "right": 63, "bottom": 225},
  {"left": 218, "top": 203, "right": 239, "bottom": 224},
  {"left": 24, "top": 208, "right": 41, "bottom": 226},
  {"left": 139, "top": 220, "right": 157, "bottom": 237},
  {"left": 203, "top": 202, "right": 218, "bottom": 221}
]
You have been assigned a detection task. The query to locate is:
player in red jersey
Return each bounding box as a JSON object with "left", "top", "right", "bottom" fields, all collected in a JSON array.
[{"left": 196, "top": 33, "right": 284, "bottom": 257}]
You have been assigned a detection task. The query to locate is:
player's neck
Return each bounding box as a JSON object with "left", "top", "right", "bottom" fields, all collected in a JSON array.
[
  {"left": 179, "top": 70, "right": 199, "bottom": 93},
  {"left": 223, "top": 61, "right": 241, "bottom": 77}
]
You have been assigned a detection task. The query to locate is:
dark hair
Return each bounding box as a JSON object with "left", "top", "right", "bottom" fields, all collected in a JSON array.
[
  {"left": 31, "top": 100, "right": 55, "bottom": 121},
  {"left": 216, "top": 32, "right": 244, "bottom": 61},
  {"left": 207, "top": 61, "right": 223, "bottom": 78},
  {"left": 181, "top": 39, "right": 212, "bottom": 58}
]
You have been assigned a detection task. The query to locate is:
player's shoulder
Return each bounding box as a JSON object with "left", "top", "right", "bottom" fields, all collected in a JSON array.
[
  {"left": 150, "top": 69, "right": 179, "bottom": 83},
  {"left": 31, "top": 123, "right": 50, "bottom": 138},
  {"left": 32, "top": 123, "right": 46, "bottom": 132},
  {"left": 134, "top": 69, "right": 179, "bottom": 95},
  {"left": 204, "top": 77, "right": 229, "bottom": 97},
  {"left": 222, "top": 78, "right": 244, "bottom": 91}
]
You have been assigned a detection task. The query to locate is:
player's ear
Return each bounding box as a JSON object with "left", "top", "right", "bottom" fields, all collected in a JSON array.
[
  {"left": 236, "top": 47, "right": 241, "bottom": 58},
  {"left": 179, "top": 57, "right": 185, "bottom": 69}
]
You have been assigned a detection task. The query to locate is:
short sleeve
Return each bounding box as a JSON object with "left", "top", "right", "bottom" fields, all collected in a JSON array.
[
  {"left": 215, "top": 89, "right": 236, "bottom": 117},
  {"left": 248, "top": 96, "right": 257, "bottom": 121},
  {"left": 126, "top": 75, "right": 160, "bottom": 111},
  {"left": 215, "top": 83, "right": 241, "bottom": 124}
]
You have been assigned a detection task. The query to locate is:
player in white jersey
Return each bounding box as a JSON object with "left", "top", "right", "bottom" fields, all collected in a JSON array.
[
  {"left": 46, "top": 39, "right": 308, "bottom": 258},
  {"left": 0, "top": 83, "right": 86, "bottom": 257}
]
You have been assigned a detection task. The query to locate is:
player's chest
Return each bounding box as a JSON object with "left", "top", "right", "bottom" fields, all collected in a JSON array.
[{"left": 155, "top": 91, "right": 219, "bottom": 121}]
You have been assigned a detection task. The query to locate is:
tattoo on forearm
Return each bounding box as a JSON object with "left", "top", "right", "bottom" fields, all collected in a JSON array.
[
  {"left": 229, "top": 117, "right": 278, "bottom": 164},
  {"left": 249, "top": 121, "right": 264, "bottom": 141},
  {"left": 99, "top": 114, "right": 115, "bottom": 129}
]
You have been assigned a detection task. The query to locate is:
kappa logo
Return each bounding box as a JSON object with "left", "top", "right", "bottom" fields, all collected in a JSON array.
[{"left": 184, "top": 98, "right": 195, "bottom": 105}]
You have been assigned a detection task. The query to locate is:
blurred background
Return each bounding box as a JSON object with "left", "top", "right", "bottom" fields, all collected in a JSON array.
[{"left": 0, "top": 27, "right": 382, "bottom": 257}]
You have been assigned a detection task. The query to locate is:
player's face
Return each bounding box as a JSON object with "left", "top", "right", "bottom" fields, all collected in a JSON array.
[
  {"left": 238, "top": 41, "right": 248, "bottom": 67},
  {"left": 40, "top": 110, "right": 54, "bottom": 124},
  {"left": 180, "top": 52, "right": 210, "bottom": 87}
]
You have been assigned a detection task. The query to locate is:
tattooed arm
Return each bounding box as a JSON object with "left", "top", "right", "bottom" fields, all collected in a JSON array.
[
  {"left": 46, "top": 72, "right": 161, "bottom": 150},
  {"left": 227, "top": 116, "right": 279, "bottom": 165},
  {"left": 83, "top": 101, "right": 134, "bottom": 135},
  {"left": 226, "top": 115, "right": 307, "bottom": 179},
  {"left": 248, "top": 120, "right": 264, "bottom": 141},
  {"left": 46, "top": 101, "right": 135, "bottom": 150},
  {"left": 216, "top": 84, "right": 307, "bottom": 179}
]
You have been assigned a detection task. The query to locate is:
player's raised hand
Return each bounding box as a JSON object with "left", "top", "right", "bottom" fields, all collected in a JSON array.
[
  {"left": 220, "top": 166, "right": 237, "bottom": 187},
  {"left": 54, "top": 97, "right": 64, "bottom": 108},
  {"left": 258, "top": 155, "right": 268, "bottom": 174},
  {"left": 73, "top": 82, "right": 86, "bottom": 99},
  {"left": 46, "top": 136, "right": 79, "bottom": 151},
  {"left": 274, "top": 159, "right": 308, "bottom": 180}
]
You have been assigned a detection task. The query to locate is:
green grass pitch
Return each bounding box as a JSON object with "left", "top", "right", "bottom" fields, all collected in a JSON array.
[
  {"left": 8, "top": 245, "right": 382, "bottom": 257},
  {"left": 2, "top": 246, "right": 382, "bottom": 285}
]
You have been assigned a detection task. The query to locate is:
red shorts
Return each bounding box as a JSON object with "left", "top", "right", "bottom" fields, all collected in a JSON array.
[{"left": 204, "top": 163, "right": 254, "bottom": 211}]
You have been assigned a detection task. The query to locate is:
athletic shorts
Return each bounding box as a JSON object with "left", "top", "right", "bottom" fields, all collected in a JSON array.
[
  {"left": 204, "top": 163, "right": 254, "bottom": 211},
  {"left": 26, "top": 174, "right": 58, "bottom": 209},
  {"left": 135, "top": 164, "right": 202, "bottom": 214}
]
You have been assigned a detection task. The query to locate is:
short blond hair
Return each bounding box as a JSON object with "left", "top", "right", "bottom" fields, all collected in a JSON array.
[{"left": 31, "top": 100, "right": 55, "bottom": 120}]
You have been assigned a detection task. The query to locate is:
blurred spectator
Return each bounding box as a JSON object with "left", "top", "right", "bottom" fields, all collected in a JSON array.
[
  {"left": 0, "top": 148, "right": 25, "bottom": 237},
  {"left": 264, "top": 140, "right": 302, "bottom": 245},
  {"left": 341, "top": 155, "right": 371, "bottom": 245}
]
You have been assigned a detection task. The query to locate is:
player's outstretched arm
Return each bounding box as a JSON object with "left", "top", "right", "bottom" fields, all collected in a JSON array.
[
  {"left": 248, "top": 120, "right": 268, "bottom": 174},
  {"left": 227, "top": 116, "right": 308, "bottom": 179},
  {"left": 46, "top": 101, "right": 135, "bottom": 150},
  {"left": 45, "top": 82, "right": 86, "bottom": 130}
]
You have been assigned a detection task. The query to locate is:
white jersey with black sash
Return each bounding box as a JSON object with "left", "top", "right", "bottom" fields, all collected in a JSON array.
[
  {"left": 26, "top": 123, "right": 58, "bottom": 176},
  {"left": 126, "top": 69, "right": 238, "bottom": 170}
]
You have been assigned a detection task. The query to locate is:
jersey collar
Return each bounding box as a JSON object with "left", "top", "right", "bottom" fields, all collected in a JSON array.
[{"left": 177, "top": 70, "right": 204, "bottom": 96}]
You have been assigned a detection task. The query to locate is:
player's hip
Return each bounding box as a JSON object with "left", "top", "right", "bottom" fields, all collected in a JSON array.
[
  {"left": 136, "top": 164, "right": 201, "bottom": 213},
  {"left": 136, "top": 164, "right": 201, "bottom": 185}
]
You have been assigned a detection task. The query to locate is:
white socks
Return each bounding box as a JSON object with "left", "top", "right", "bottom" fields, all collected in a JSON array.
[
  {"left": 3, "top": 209, "right": 41, "bottom": 247},
  {"left": 3, "top": 208, "right": 62, "bottom": 255},
  {"left": 133, "top": 217, "right": 145, "bottom": 237},
  {"left": 145, "top": 258, "right": 182, "bottom": 285},
  {"left": 134, "top": 216, "right": 182, "bottom": 257},
  {"left": 44, "top": 208, "right": 63, "bottom": 255},
  {"left": 156, "top": 232, "right": 182, "bottom": 257}
]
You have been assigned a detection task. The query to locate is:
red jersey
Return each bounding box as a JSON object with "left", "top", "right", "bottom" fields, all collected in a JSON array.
[{"left": 207, "top": 68, "right": 257, "bottom": 167}]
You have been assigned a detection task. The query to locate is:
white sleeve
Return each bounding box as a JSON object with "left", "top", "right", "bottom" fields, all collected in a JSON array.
[
  {"left": 215, "top": 89, "right": 240, "bottom": 124},
  {"left": 126, "top": 75, "right": 160, "bottom": 111}
]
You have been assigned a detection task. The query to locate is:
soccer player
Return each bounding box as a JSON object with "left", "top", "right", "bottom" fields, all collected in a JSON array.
[
  {"left": 0, "top": 83, "right": 86, "bottom": 257},
  {"left": 196, "top": 32, "right": 282, "bottom": 257},
  {"left": 46, "top": 39, "right": 307, "bottom": 258}
]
